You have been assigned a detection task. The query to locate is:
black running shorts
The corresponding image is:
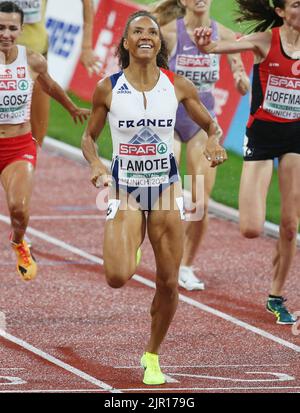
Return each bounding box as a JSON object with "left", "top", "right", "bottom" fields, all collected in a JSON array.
[{"left": 243, "top": 119, "right": 300, "bottom": 161}]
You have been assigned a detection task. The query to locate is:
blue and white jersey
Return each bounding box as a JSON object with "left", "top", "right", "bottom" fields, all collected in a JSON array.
[{"left": 108, "top": 69, "right": 178, "bottom": 188}]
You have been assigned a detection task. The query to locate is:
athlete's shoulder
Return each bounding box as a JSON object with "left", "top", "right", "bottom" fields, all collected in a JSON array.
[
  {"left": 26, "top": 49, "right": 47, "bottom": 73},
  {"left": 160, "top": 68, "right": 175, "bottom": 84},
  {"left": 109, "top": 71, "right": 124, "bottom": 90}
]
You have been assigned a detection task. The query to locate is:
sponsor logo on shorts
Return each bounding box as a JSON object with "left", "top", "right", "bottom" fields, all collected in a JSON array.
[{"left": 22, "top": 154, "right": 34, "bottom": 160}]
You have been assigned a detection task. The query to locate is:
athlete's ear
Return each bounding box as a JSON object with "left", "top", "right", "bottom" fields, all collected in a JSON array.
[
  {"left": 123, "top": 38, "right": 129, "bottom": 51},
  {"left": 274, "top": 6, "right": 285, "bottom": 19}
]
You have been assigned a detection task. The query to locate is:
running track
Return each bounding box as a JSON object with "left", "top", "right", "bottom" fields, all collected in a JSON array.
[{"left": 0, "top": 148, "right": 299, "bottom": 394}]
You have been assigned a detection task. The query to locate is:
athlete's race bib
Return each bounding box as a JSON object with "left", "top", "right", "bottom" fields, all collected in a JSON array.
[
  {"left": 13, "top": 0, "right": 43, "bottom": 24},
  {"left": 263, "top": 74, "right": 300, "bottom": 120},
  {"left": 175, "top": 54, "right": 220, "bottom": 92},
  {"left": 0, "top": 65, "right": 32, "bottom": 124},
  {"left": 118, "top": 140, "right": 171, "bottom": 187}
]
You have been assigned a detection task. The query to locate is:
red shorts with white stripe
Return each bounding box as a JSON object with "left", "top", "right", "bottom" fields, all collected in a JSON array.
[{"left": 0, "top": 132, "right": 37, "bottom": 174}]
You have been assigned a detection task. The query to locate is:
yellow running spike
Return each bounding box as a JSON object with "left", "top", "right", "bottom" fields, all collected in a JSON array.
[
  {"left": 141, "top": 352, "right": 165, "bottom": 385},
  {"left": 11, "top": 239, "right": 37, "bottom": 281}
]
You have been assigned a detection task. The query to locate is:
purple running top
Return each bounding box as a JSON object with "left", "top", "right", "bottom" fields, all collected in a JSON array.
[{"left": 169, "top": 18, "right": 220, "bottom": 142}]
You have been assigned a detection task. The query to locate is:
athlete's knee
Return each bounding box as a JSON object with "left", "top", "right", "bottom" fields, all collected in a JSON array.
[
  {"left": 280, "top": 218, "right": 298, "bottom": 242},
  {"left": 156, "top": 276, "right": 178, "bottom": 297},
  {"left": 105, "top": 268, "right": 131, "bottom": 289},
  {"left": 240, "top": 223, "right": 262, "bottom": 239}
]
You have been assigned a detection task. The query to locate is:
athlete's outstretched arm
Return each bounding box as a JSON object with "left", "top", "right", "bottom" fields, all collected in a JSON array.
[
  {"left": 194, "top": 27, "right": 270, "bottom": 60},
  {"left": 28, "top": 51, "right": 90, "bottom": 123},
  {"left": 82, "top": 78, "right": 112, "bottom": 187},
  {"left": 81, "top": 0, "right": 102, "bottom": 76},
  {"left": 218, "top": 23, "right": 250, "bottom": 96},
  {"left": 175, "top": 74, "right": 227, "bottom": 168}
]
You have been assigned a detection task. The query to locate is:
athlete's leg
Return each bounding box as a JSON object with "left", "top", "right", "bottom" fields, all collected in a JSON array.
[
  {"left": 182, "top": 129, "right": 216, "bottom": 266},
  {"left": 239, "top": 160, "right": 273, "bottom": 238},
  {"left": 145, "top": 183, "right": 184, "bottom": 354},
  {"left": 103, "top": 197, "right": 146, "bottom": 288},
  {"left": 31, "top": 80, "right": 50, "bottom": 146},
  {"left": 1, "top": 161, "right": 35, "bottom": 243},
  {"left": 1, "top": 160, "right": 37, "bottom": 280},
  {"left": 271, "top": 154, "right": 300, "bottom": 296}
]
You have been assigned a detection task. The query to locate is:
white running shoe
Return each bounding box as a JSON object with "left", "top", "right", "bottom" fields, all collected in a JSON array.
[{"left": 178, "top": 266, "right": 205, "bottom": 291}]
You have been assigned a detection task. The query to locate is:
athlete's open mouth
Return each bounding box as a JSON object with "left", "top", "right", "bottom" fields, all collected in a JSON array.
[{"left": 138, "top": 44, "right": 153, "bottom": 49}]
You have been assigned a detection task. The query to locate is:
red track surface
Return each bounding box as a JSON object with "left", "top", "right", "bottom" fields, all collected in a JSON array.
[{"left": 0, "top": 150, "right": 299, "bottom": 393}]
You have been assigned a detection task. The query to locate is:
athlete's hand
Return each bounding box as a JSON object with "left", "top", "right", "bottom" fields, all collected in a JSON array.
[
  {"left": 234, "top": 70, "right": 251, "bottom": 96},
  {"left": 204, "top": 139, "right": 227, "bottom": 168},
  {"left": 194, "top": 27, "right": 215, "bottom": 53},
  {"left": 80, "top": 48, "right": 103, "bottom": 77},
  {"left": 71, "top": 107, "right": 91, "bottom": 124},
  {"left": 90, "top": 160, "right": 112, "bottom": 188}
]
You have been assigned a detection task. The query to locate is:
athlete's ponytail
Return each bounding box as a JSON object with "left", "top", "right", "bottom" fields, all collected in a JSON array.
[
  {"left": 235, "top": 0, "right": 285, "bottom": 32},
  {"left": 151, "top": 0, "right": 185, "bottom": 26},
  {"left": 116, "top": 11, "right": 169, "bottom": 70}
]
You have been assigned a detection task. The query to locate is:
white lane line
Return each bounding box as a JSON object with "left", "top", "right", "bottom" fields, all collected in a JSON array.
[
  {"left": 0, "top": 328, "right": 120, "bottom": 393},
  {"left": 0, "top": 386, "right": 299, "bottom": 393},
  {"left": 1, "top": 214, "right": 299, "bottom": 355},
  {"left": 122, "top": 386, "right": 300, "bottom": 391},
  {"left": 0, "top": 389, "right": 108, "bottom": 393},
  {"left": 30, "top": 215, "right": 104, "bottom": 221},
  {"left": 116, "top": 364, "right": 291, "bottom": 369},
  {"left": 0, "top": 368, "right": 25, "bottom": 371},
  {"left": 0, "top": 312, "right": 6, "bottom": 331}
]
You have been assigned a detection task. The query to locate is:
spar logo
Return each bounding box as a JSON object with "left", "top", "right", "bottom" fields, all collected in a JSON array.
[
  {"left": 292, "top": 60, "right": 300, "bottom": 76},
  {"left": 0, "top": 80, "right": 17, "bottom": 91},
  {"left": 120, "top": 143, "right": 156, "bottom": 156},
  {"left": 269, "top": 75, "right": 300, "bottom": 89},
  {"left": 0, "top": 69, "right": 12, "bottom": 80},
  {"left": 18, "top": 80, "right": 29, "bottom": 91},
  {"left": 157, "top": 143, "right": 167, "bottom": 155},
  {"left": 119, "top": 127, "right": 169, "bottom": 157},
  {"left": 17, "top": 67, "right": 26, "bottom": 79},
  {"left": 177, "top": 55, "right": 211, "bottom": 68}
]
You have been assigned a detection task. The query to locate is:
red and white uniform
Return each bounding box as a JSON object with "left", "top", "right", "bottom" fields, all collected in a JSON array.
[
  {"left": 249, "top": 27, "right": 300, "bottom": 124},
  {"left": 0, "top": 46, "right": 34, "bottom": 125},
  {"left": 0, "top": 46, "right": 36, "bottom": 174}
]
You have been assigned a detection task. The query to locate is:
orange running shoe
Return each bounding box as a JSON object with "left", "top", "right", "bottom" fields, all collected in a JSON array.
[{"left": 11, "top": 239, "right": 37, "bottom": 281}]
